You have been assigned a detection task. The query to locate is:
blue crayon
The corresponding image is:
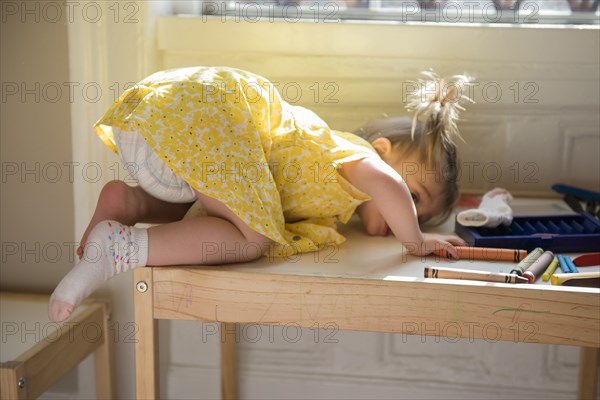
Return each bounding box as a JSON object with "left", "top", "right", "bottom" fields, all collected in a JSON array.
[
  {"left": 563, "top": 255, "right": 579, "bottom": 273},
  {"left": 557, "top": 255, "right": 570, "bottom": 273}
]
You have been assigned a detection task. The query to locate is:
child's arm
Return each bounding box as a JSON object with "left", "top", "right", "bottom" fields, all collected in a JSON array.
[{"left": 340, "top": 157, "right": 463, "bottom": 257}]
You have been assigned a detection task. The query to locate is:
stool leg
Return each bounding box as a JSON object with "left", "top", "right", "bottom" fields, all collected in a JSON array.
[
  {"left": 0, "top": 361, "right": 25, "bottom": 399},
  {"left": 578, "top": 347, "right": 599, "bottom": 400},
  {"left": 220, "top": 322, "right": 238, "bottom": 400},
  {"left": 95, "top": 301, "right": 115, "bottom": 399},
  {"left": 134, "top": 268, "right": 159, "bottom": 399}
]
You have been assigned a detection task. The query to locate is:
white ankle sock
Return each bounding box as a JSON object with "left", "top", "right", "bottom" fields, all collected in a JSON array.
[
  {"left": 457, "top": 188, "right": 513, "bottom": 228},
  {"left": 49, "top": 220, "right": 148, "bottom": 322}
]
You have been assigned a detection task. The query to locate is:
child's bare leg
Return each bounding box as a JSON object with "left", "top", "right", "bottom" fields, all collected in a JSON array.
[
  {"left": 147, "top": 192, "right": 273, "bottom": 265},
  {"left": 50, "top": 191, "right": 272, "bottom": 322},
  {"left": 77, "top": 180, "right": 192, "bottom": 258}
]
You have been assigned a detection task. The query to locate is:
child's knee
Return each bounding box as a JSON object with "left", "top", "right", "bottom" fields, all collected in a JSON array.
[
  {"left": 99, "top": 180, "right": 132, "bottom": 203},
  {"left": 99, "top": 180, "right": 140, "bottom": 217}
]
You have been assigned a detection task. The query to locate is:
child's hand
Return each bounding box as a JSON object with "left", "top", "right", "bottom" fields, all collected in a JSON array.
[{"left": 406, "top": 233, "right": 467, "bottom": 258}]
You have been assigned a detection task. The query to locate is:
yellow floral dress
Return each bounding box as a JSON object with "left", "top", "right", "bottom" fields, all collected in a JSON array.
[{"left": 94, "top": 66, "right": 377, "bottom": 256}]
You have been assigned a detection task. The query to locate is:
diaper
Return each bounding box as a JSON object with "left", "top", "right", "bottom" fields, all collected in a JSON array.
[{"left": 113, "top": 128, "right": 197, "bottom": 203}]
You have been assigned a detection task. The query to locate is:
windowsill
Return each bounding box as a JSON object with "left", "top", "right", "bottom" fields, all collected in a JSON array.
[{"left": 177, "top": 13, "right": 599, "bottom": 29}]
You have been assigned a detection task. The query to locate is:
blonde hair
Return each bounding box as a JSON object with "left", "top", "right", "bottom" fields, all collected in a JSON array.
[{"left": 355, "top": 71, "right": 473, "bottom": 224}]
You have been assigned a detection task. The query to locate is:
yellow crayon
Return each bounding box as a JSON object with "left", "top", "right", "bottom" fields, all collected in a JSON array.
[{"left": 541, "top": 257, "right": 560, "bottom": 282}]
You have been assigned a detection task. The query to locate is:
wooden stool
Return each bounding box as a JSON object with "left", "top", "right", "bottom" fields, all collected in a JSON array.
[{"left": 0, "top": 293, "right": 114, "bottom": 399}]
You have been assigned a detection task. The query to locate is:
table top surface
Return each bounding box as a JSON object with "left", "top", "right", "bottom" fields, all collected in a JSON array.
[{"left": 200, "top": 198, "right": 599, "bottom": 293}]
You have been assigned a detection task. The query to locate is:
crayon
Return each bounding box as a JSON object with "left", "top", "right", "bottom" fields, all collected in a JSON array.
[
  {"left": 563, "top": 256, "right": 579, "bottom": 273},
  {"left": 433, "top": 246, "right": 528, "bottom": 262},
  {"left": 522, "top": 251, "right": 554, "bottom": 283},
  {"left": 550, "top": 271, "right": 600, "bottom": 286},
  {"left": 424, "top": 266, "right": 528, "bottom": 284},
  {"left": 557, "top": 255, "right": 578, "bottom": 273},
  {"left": 509, "top": 247, "right": 544, "bottom": 276},
  {"left": 541, "top": 257, "right": 559, "bottom": 282},
  {"left": 557, "top": 255, "right": 570, "bottom": 273}
]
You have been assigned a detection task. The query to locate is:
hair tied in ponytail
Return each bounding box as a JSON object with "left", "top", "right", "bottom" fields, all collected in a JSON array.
[{"left": 405, "top": 70, "right": 474, "bottom": 152}]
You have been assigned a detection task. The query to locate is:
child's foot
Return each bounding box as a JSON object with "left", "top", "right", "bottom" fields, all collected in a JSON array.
[
  {"left": 50, "top": 220, "right": 148, "bottom": 322},
  {"left": 77, "top": 181, "right": 138, "bottom": 259},
  {"left": 49, "top": 299, "right": 73, "bottom": 322}
]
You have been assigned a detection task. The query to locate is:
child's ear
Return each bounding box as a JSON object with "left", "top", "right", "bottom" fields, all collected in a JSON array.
[{"left": 371, "top": 137, "right": 393, "bottom": 158}]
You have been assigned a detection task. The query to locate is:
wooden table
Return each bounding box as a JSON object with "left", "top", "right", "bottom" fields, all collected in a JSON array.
[{"left": 133, "top": 200, "right": 600, "bottom": 399}]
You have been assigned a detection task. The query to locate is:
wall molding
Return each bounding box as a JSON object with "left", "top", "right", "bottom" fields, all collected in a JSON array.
[
  {"left": 67, "top": 1, "right": 111, "bottom": 242},
  {"left": 560, "top": 123, "right": 600, "bottom": 185},
  {"left": 62, "top": 1, "right": 170, "bottom": 399},
  {"left": 163, "top": 360, "right": 579, "bottom": 400}
]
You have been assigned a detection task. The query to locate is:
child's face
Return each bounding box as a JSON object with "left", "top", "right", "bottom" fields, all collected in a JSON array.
[
  {"left": 398, "top": 156, "right": 446, "bottom": 224},
  {"left": 372, "top": 138, "right": 445, "bottom": 224}
]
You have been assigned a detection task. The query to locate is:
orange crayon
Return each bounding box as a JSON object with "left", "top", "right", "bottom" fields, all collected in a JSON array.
[
  {"left": 433, "top": 246, "right": 528, "bottom": 262},
  {"left": 424, "top": 266, "right": 528, "bottom": 284}
]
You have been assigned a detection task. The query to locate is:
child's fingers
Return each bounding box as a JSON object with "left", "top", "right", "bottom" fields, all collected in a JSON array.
[
  {"left": 446, "top": 236, "right": 467, "bottom": 246},
  {"left": 440, "top": 241, "right": 459, "bottom": 259},
  {"left": 432, "top": 240, "right": 459, "bottom": 259}
]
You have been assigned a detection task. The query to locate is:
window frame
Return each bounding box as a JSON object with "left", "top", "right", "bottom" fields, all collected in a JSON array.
[{"left": 194, "top": 0, "right": 600, "bottom": 26}]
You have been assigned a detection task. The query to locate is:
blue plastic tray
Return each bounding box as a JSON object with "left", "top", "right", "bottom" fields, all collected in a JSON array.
[{"left": 455, "top": 213, "right": 600, "bottom": 253}]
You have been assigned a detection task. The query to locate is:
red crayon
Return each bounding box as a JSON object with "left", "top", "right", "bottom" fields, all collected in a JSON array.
[
  {"left": 522, "top": 251, "right": 555, "bottom": 283},
  {"left": 433, "top": 246, "right": 528, "bottom": 262}
]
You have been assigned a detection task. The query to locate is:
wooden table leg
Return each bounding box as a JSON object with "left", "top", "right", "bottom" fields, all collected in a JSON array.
[
  {"left": 133, "top": 268, "right": 159, "bottom": 400},
  {"left": 220, "top": 322, "right": 238, "bottom": 400},
  {"left": 94, "top": 301, "right": 115, "bottom": 399},
  {"left": 578, "top": 347, "right": 599, "bottom": 400}
]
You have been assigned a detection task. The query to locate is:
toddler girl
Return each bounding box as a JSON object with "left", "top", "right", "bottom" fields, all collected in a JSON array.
[{"left": 49, "top": 66, "right": 470, "bottom": 322}]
